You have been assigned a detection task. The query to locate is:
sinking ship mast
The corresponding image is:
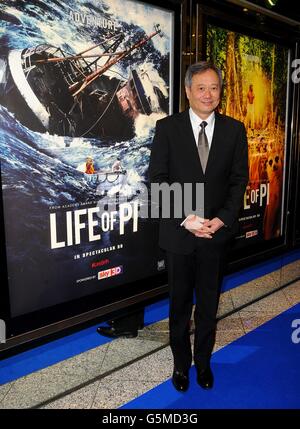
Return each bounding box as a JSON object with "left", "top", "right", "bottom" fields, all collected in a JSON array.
[
  {"left": 35, "top": 24, "right": 162, "bottom": 97},
  {"left": 4, "top": 25, "right": 163, "bottom": 139}
]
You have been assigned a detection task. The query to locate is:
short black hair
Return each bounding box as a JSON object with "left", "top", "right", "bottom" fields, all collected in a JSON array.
[{"left": 185, "top": 61, "right": 223, "bottom": 88}]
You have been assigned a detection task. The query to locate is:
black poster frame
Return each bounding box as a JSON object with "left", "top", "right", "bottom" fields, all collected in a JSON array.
[{"left": 0, "top": 0, "right": 182, "bottom": 348}]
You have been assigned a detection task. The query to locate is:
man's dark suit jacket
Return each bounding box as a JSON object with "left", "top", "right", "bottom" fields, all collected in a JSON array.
[{"left": 148, "top": 109, "right": 249, "bottom": 255}]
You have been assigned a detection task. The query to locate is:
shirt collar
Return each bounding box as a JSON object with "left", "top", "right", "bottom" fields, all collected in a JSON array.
[{"left": 189, "top": 108, "right": 215, "bottom": 129}]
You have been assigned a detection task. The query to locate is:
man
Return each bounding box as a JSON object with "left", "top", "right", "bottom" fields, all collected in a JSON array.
[
  {"left": 85, "top": 156, "right": 95, "bottom": 174},
  {"left": 112, "top": 157, "right": 123, "bottom": 172},
  {"left": 149, "top": 62, "right": 248, "bottom": 392},
  {"left": 246, "top": 83, "right": 255, "bottom": 133}
]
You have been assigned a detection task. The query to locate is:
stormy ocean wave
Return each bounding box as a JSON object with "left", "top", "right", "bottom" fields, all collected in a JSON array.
[{"left": 0, "top": 0, "right": 170, "bottom": 206}]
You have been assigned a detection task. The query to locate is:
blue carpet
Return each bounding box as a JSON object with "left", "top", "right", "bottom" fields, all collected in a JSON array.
[
  {"left": 0, "top": 249, "right": 299, "bottom": 385},
  {"left": 221, "top": 248, "right": 300, "bottom": 292},
  {"left": 0, "top": 299, "right": 169, "bottom": 385},
  {"left": 122, "top": 303, "right": 300, "bottom": 409}
]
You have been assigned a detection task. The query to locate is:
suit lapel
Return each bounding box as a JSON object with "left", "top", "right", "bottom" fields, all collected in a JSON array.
[{"left": 205, "top": 111, "right": 224, "bottom": 176}]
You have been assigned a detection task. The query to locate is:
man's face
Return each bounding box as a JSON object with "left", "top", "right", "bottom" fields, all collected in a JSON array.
[{"left": 185, "top": 69, "right": 221, "bottom": 119}]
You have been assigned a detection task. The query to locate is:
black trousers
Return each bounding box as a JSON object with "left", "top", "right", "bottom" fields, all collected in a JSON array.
[{"left": 167, "top": 228, "right": 231, "bottom": 372}]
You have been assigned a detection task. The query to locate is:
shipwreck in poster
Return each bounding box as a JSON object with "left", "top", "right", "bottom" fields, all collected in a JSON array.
[
  {"left": 0, "top": 0, "right": 173, "bottom": 317},
  {"left": 1, "top": 24, "right": 168, "bottom": 140}
]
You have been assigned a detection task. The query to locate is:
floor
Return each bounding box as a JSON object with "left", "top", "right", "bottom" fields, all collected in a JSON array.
[{"left": 0, "top": 260, "right": 299, "bottom": 409}]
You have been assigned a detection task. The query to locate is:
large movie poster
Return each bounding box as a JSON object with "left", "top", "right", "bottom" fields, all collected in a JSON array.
[
  {"left": 0, "top": 0, "right": 174, "bottom": 317},
  {"left": 207, "top": 25, "right": 289, "bottom": 246}
]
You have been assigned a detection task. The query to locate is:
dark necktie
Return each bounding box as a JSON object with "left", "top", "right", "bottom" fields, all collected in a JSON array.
[{"left": 198, "top": 121, "right": 209, "bottom": 172}]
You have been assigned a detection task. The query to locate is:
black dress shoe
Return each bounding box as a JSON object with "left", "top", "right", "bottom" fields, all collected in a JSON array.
[
  {"left": 172, "top": 370, "right": 189, "bottom": 392},
  {"left": 196, "top": 367, "right": 214, "bottom": 389},
  {"left": 96, "top": 326, "right": 138, "bottom": 338}
]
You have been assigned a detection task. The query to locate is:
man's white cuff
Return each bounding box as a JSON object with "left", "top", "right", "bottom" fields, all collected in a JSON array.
[{"left": 180, "top": 217, "right": 189, "bottom": 227}]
